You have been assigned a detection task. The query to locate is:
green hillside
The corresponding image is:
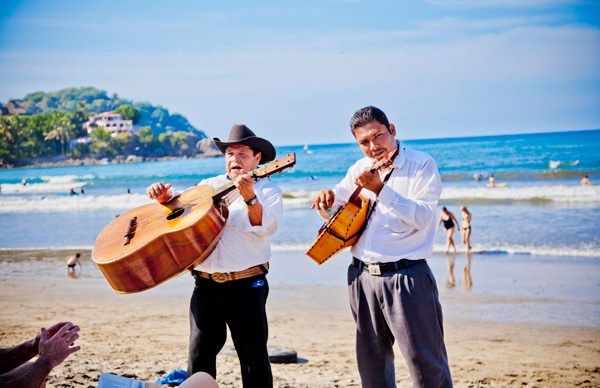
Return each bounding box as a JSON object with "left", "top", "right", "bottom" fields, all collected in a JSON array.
[{"left": 14, "top": 87, "right": 205, "bottom": 138}]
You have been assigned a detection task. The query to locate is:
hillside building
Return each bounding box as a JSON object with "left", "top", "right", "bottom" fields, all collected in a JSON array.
[{"left": 83, "top": 112, "right": 136, "bottom": 136}]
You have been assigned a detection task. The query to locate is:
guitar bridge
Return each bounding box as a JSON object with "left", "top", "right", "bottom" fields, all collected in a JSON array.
[{"left": 123, "top": 216, "right": 138, "bottom": 245}]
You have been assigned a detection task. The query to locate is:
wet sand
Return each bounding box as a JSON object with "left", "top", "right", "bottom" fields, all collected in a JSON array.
[{"left": 0, "top": 250, "right": 599, "bottom": 387}]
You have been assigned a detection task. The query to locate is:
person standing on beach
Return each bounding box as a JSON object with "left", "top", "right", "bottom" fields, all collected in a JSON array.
[
  {"left": 311, "top": 106, "right": 452, "bottom": 388},
  {"left": 460, "top": 205, "right": 472, "bottom": 251},
  {"left": 147, "top": 125, "right": 282, "bottom": 388},
  {"left": 436, "top": 207, "right": 459, "bottom": 254}
]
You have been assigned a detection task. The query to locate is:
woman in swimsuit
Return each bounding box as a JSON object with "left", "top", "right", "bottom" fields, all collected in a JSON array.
[
  {"left": 436, "top": 207, "right": 459, "bottom": 253},
  {"left": 460, "top": 205, "right": 472, "bottom": 251}
]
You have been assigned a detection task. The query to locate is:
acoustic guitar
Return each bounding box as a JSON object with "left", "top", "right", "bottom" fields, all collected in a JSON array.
[
  {"left": 92, "top": 153, "right": 296, "bottom": 294},
  {"left": 305, "top": 150, "right": 397, "bottom": 265}
]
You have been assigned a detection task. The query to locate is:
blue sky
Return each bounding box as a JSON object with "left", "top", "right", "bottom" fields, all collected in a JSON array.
[{"left": 1, "top": 0, "right": 599, "bottom": 146}]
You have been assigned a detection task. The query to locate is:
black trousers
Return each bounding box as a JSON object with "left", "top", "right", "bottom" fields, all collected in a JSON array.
[{"left": 187, "top": 274, "right": 272, "bottom": 388}]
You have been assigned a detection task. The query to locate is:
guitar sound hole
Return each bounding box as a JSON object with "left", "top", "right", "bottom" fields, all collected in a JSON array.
[{"left": 166, "top": 208, "right": 185, "bottom": 220}]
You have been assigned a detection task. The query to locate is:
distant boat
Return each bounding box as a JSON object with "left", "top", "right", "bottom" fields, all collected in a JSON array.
[{"left": 304, "top": 144, "right": 313, "bottom": 154}]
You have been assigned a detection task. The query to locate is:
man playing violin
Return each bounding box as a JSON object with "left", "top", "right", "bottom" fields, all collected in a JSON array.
[
  {"left": 147, "top": 124, "right": 282, "bottom": 388},
  {"left": 311, "top": 106, "right": 452, "bottom": 388}
]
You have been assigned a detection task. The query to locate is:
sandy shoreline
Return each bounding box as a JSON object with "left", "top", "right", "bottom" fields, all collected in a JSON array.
[{"left": 1, "top": 267, "right": 599, "bottom": 388}]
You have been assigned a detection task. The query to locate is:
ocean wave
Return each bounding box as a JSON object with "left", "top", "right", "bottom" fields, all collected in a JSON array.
[
  {"left": 430, "top": 243, "right": 600, "bottom": 258},
  {"left": 1, "top": 243, "right": 597, "bottom": 259},
  {"left": 441, "top": 185, "right": 600, "bottom": 203},
  {"left": 1, "top": 175, "right": 88, "bottom": 194},
  {"left": 1, "top": 184, "right": 599, "bottom": 212},
  {"left": 269, "top": 243, "right": 600, "bottom": 258},
  {"left": 0, "top": 194, "right": 152, "bottom": 212}
]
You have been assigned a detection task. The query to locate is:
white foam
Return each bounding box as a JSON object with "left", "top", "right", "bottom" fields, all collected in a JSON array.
[
  {"left": 1, "top": 175, "right": 92, "bottom": 194},
  {"left": 431, "top": 243, "right": 600, "bottom": 258},
  {"left": 0, "top": 181, "right": 87, "bottom": 194},
  {"left": 0, "top": 194, "right": 152, "bottom": 212},
  {"left": 441, "top": 185, "right": 600, "bottom": 203}
]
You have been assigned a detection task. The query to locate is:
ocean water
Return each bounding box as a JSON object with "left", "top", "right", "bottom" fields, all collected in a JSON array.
[{"left": 1, "top": 129, "right": 598, "bottom": 257}]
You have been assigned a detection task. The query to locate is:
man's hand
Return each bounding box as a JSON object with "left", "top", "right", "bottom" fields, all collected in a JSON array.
[
  {"left": 355, "top": 170, "right": 384, "bottom": 195},
  {"left": 234, "top": 173, "right": 256, "bottom": 203},
  {"left": 311, "top": 190, "right": 335, "bottom": 219},
  {"left": 37, "top": 322, "right": 80, "bottom": 371},
  {"left": 146, "top": 182, "right": 172, "bottom": 203},
  {"left": 32, "top": 322, "right": 71, "bottom": 354}
]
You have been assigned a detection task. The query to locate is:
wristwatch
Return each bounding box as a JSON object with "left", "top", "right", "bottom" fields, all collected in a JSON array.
[{"left": 245, "top": 195, "right": 258, "bottom": 206}]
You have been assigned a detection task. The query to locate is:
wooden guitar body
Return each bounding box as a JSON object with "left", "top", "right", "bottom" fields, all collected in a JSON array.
[
  {"left": 305, "top": 192, "right": 370, "bottom": 265},
  {"left": 92, "top": 185, "right": 226, "bottom": 293},
  {"left": 92, "top": 153, "right": 296, "bottom": 294}
]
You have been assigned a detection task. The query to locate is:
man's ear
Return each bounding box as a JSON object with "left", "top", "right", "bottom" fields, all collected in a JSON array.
[
  {"left": 255, "top": 151, "right": 262, "bottom": 164},
  {"left": 389, "top": 123, "right": 396, "bottom": 136}
]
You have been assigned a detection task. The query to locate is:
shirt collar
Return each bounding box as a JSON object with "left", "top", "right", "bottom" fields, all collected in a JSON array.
[{"left": 392, "top": 140, "right": 406, "bottom": 170}]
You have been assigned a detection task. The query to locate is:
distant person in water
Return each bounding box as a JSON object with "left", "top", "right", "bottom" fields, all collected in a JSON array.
[
  {"left": 581, "top": 175, "right": 591, "bottom": 186},
  {"left": 460, "top": 205, "right": 472, "bottom": 251},
  {"left": 488, "top": 174, "right": 496, "bottom": 186},
  {"left": 80, "top": 188, "right": 85, "bottom": 195},
  {"left": 127, "top": 188, "right": 131, "bottom": 194},
  {"left": 21, "top": 179, "right": 27, "bottom": 186},
  {"left": 66, "top": 253, "right": 81, "bottom": 275},
  {"left": 68, "top": 188, "right": 77, "bottom": 196},
  {"left": 437, "top": 207, "right": 460, "bottom": 253}
]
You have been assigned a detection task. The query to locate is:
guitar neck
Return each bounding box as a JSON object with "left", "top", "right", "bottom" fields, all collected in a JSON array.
[
  {"left": 210, "top": 152, "right": 296, "bottom": 205},
  {"left": 212, "top": 182, "right": 237, "bottom": 204}
]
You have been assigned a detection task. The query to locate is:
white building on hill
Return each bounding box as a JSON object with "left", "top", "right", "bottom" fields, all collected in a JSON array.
[{"left": 83, "top": 112, "right": 136, "bottom": 136}]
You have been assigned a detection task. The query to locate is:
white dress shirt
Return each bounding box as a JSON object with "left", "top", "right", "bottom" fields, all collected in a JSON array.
[
  {"left": 332, "top": 141, "right": 442, "bottom": 263},
  {"left": 189, "top": 174, "right": 283, "bottom": 273}
]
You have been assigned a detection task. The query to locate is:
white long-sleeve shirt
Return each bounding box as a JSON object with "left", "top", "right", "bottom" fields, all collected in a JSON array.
[
  {"left": 332, "top": 142, "right": 442, "bottom": 263},
  {"left": 189, "top": 174, "right": 283, "bottom": 273}
]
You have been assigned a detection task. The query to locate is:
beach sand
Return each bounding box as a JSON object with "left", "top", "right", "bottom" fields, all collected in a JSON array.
[{"left": 1, "top": 251, "right": 599, "bottom": 388}]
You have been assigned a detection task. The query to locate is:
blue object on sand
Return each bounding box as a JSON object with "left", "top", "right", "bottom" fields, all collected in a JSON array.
[
  {"left": 252, "top": 279, "right": 264, "bottom": 288},
  {"left": 155, "top": 369, "right": 187, "bottom": 384}
]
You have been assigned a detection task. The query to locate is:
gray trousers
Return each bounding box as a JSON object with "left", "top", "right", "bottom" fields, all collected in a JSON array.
[{"left": 348, "top": 260, "right": 453, "bottom": 388}]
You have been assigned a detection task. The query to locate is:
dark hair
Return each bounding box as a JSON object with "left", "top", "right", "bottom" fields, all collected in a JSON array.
[
  {"left": 442, "top": 207, "right": 448, "bottom": 211},
  {"left": 350, "top": 106, "right": 391, "bottom": 134}
]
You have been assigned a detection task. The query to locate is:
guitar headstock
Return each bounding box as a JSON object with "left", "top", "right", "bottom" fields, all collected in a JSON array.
[
  {"left": 252, "top": 152, "right": 296, "bottom": 179},
  {"left": 370, "top": 147, "right": 399, "bottom": 173}
]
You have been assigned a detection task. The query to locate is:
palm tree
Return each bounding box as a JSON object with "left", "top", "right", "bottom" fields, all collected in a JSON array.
[{"left": 45, "top": 114, "right": 75, "bottom": 156}]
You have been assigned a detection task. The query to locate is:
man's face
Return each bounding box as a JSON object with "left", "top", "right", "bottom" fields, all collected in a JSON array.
[
  {"left": 225, "top": 144, "right": 261, "bottom": 179},
  {"left": 353, "top": 121, "right": 397, "bottom": 161}
]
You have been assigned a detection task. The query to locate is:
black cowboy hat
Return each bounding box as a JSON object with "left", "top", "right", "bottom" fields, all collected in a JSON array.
[{"left": 213, "top": 124, "right": 276, "bottom": 164}]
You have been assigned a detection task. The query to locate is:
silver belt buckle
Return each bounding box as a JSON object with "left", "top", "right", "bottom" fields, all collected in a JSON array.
[{"left": 367, "top": 264, "right": 381, "bottom": 276}]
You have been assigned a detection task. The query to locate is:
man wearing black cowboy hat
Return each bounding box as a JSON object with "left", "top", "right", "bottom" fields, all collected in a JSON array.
[{"left": 147, "top": 124, "right": 281, "bottom": 388}]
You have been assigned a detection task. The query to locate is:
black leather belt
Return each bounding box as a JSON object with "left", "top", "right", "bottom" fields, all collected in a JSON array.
[{"left": 352, "top": 257, "right": 426, "bottom": 276}]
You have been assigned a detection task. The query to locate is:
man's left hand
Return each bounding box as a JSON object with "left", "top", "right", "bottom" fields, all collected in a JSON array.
[
  {"left": 234, "top": 173, "right": 256, "bottom": 202},
  {"left": 355, "top": 170, "right": 384, "bottom": 195}
]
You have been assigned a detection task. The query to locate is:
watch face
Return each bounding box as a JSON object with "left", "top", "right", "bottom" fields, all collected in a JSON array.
[{"left": 246, "top": 196, "right": 258, "bottom": 205}]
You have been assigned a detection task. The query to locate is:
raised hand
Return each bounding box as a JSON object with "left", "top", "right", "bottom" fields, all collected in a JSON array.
[{"left": 146, "top": 182, "right": 172, "bottom": 203}]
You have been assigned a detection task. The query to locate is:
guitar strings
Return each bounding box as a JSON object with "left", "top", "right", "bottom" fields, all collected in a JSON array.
[{"left": 117, "top": 154, "right": 294, "bottom": 232}]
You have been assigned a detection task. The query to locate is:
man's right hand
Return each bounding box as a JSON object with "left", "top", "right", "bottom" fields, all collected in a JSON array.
[
  {"left": 37, "top": 322, "right": 80, "bottom": 371},
  {"left": 311, "top": 190, "right": 335, "bottom": 219},
  {"left": 146, "top": 183, "right": 172, "bottom": 203}
]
